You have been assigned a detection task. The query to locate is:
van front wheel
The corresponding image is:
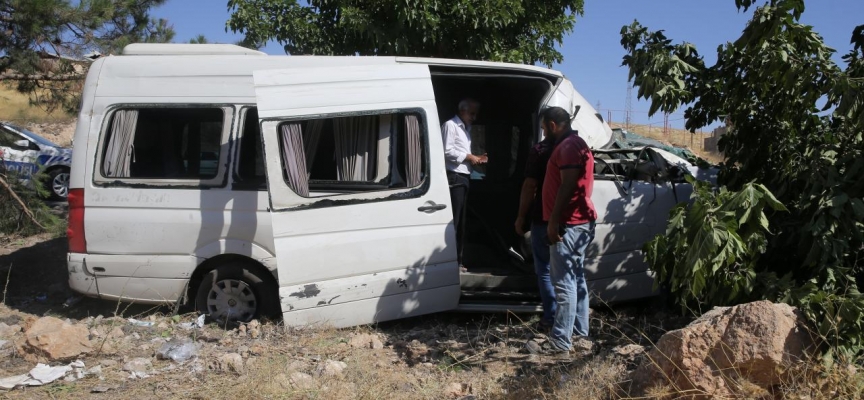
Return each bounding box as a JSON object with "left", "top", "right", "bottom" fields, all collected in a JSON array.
[{"left": 194, "top": 263, "right": 279, "bottom": 323}]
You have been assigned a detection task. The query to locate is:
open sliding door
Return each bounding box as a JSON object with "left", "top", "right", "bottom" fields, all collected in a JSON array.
[{"left": 253, "top": 64, "right": 459, "bottom": 328}]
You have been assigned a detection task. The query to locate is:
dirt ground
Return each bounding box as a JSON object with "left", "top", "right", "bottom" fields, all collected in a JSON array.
[{"left": 0, "top": 230, "right": 694, "bottom": 400}]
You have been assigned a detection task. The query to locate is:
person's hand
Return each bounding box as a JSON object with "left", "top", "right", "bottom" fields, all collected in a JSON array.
[
  {"left": 515, "top": 216, "right": 526, "bottom": 236},
  {"left": 467, "top": 154, "right": 488, "bottom": 165},
  {"left": 547, "top": 221, "right": 562, "bottom": 245}
]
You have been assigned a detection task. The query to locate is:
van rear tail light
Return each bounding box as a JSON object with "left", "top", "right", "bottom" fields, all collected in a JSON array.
[{"left": 67, "top": 188, "right": 86, "bottom": 253}]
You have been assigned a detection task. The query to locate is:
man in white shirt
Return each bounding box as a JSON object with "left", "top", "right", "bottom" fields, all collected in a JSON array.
[{"left": 442, "top": 98, "right": 487, "bottom": 271}]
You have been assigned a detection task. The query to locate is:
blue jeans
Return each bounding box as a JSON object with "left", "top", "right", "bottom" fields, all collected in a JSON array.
[
  {"left": 531, "top": 223, "right": 555, "bottom": 326},
  {"left": 549, "top": 221, "right": 595, "bottom": 351}
]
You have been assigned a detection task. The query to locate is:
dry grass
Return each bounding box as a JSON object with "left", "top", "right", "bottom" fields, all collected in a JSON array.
[
  {"left": 0, "top": 84, "right": 73, "bottom": 125},
  {"left": 0, "top": 299, "right": 861, "bottom": 399},
  {"left": 0, "top": 310, "right": 635, "bottom": 400}
]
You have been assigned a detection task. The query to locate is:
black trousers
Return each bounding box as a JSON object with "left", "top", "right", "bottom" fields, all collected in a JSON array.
[{"left": 447, "top": 171, "right": 470, "bottom": 265}]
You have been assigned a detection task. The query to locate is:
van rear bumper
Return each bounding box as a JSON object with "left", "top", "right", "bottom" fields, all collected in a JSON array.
[
  {"left": 67, "top": 253, "right": 189, "bottom": 304},
  {"left": 67, "top": 253, "right": 99, "bottom": 298}
]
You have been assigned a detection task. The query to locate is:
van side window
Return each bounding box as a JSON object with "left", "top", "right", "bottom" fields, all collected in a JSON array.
[
  {"left": 100, "top": 107, "right": 226, "bottom": 181},
  {"left": 235, "top": 107, "right": 265, "bottom": 189},
  {"left": 277, "top": 112, "right": 426, "bottom": 197}
]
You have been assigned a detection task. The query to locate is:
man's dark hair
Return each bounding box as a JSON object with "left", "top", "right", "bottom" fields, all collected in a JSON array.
[{"left": 540, "top": 107, "right": 571, "bottom": 125}]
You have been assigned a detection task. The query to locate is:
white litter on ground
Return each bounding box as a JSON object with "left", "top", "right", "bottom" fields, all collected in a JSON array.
[{"left": 0, "top": 360, "right": 86, "bottom": 390}]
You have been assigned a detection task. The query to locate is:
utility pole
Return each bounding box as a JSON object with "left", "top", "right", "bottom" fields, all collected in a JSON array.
[
  {"left": 625, "top": 83, "right": 633, "bottom": 130},
  {"left": 663, "top": 113, "right": 670, "bottom": 136}
]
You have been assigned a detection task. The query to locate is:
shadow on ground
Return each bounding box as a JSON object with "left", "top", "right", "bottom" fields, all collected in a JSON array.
[{"left": 0, "top": 236, "right": 168, "bottom": 320}]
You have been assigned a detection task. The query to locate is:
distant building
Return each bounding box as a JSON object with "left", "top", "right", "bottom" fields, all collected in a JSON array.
[{"left": 704, "top": 125, "right": 727, "bottom": 154}]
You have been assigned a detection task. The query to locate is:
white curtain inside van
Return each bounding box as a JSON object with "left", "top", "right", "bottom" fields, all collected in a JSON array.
[
  {"left": 280, "top": 123, "right": 309, "bottom": 197},
  {"left": 302, "top": 119, "right": 324, "bottom": 176},
  {"left": 103, "top": 110, "right": 139, "bottom": 178},
  {"left": 333, "top": 116, "right": 378, "bottom": 181},
  {"left": 404, "top": 115, "right": 423, "bottom": 187}
]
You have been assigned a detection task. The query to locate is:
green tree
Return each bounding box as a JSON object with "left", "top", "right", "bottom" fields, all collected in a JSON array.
[
  {"left": 0, "top": 0, "right": 173, "bottom": 113},
  {"left": 624, "top": 0, "right": 864, "bottom": 359},
  {"left": 189, "top": 34, "right": 210, "bottom": 44},
  {"left": 226, "top": 0, "right": 584, "bottom": 66}
]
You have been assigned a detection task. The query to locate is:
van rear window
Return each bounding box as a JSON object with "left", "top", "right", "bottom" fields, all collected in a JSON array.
[{"left": 101, "top": 107, "right": 225, "bottom": 181}]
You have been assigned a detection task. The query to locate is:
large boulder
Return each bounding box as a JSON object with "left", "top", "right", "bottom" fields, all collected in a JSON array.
[
  {"left": 632, "top": 300, "right": 816, "bottom": 398},
  {"left": 16, "top": 317, "right": 93, "bottom": 362}
]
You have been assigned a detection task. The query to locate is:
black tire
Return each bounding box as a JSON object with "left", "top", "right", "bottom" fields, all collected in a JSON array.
[
  {"left": 194, "top": 262, "right": 280, "bottom": 323},
  {"left": 46, "top": 168, "right": 70, "bottom": 200}
]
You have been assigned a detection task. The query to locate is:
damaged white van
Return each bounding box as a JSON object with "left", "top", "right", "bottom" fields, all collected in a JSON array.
[{"left": 67, "top": 44, "right": 711, "bottom": 328}]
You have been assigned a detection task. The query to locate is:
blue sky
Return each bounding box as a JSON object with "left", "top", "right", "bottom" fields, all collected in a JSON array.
[{"left": 151, "top": 1, "right": 863, "bottom": 130}]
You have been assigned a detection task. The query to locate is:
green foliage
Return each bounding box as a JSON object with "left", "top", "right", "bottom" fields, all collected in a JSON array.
[
  {"left": 0, "top": 167, "right": 62, "bottom": 237},
  {"left": 226, "top": 0, "right": 584, "bottom": 66},
  {"left": 189, "top": 34, "right": 210, "bottom": 44},
  {"left": 645, "top": 177, "right": 787, "bottom": 308},
  {"left": 627, "top": 0, "right": 864, "bottom": 359},
  {"left": 0, "top": 0, "right": 173, "bottom": 114}
]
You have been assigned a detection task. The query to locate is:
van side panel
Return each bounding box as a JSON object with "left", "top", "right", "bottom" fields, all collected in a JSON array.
[
  {"left": 79, "top": 94, "right": 274, "bottom": 304},
  {"left": 69, "top": 58, "right": 105, "bottom": 190}
]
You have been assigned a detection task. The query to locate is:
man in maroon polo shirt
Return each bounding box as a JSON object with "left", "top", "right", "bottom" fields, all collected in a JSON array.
[{"left": 533, "top": 106, "right": 597, "bottom": 355}]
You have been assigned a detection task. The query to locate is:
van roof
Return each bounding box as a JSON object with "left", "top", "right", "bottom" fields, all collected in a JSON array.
[
  {"left": 118, "top": 43, "right": 563, "bottom": 78},
  {"left": 123, "top": 43, "right": 267, "bottom": 56}
]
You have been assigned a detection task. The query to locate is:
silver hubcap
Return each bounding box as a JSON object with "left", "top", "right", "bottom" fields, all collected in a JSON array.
[
  {"left": 52, "top": 172, "right": 69, "bottom": 198},
  {"left": 206, "top": 279, "right": 257, "bottom": 322}
]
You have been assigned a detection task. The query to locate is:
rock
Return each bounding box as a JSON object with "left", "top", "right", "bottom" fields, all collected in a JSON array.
[
  {"left": 286, "top": 360, "right": 306, "bottom": 371},
  {"left": 612, "top": 344, "right": 645, "bottom": 357},
  {"left": 16, "top": 317, "right": 93, "bottom": 361},
  {"left": 288, "top": 372, "right": 316, "bottom": 390},
  {"left": 89, "top": 327, "right": 105, "bottom": 339},
  {"left": 0, "top": 323, "right": 21, "bottom": 338},
  {"left": 97, "top": 341, "right": 117, "bottom": 355},
  {"left": 524, "top": 340, "right": 542, "bottom": 355},
  {"left": 249, "top": 343, "right": 266, "bottom": 356},
  {"left": 610, "top": 344, "right": 645, "bottom": 364},
  {"left": 349, "top": 333, "right": 385, "bottom": 350},
  {"left": 88, "top": 365, "right": 103, "bottom": 375},
  {"left": 632, "top": 301, "right": 815, "bottom": 398},
  {"left": 216, "top": 353, "right": 244, "bottom": 374},
  {"left": 122, "top": 358, "right": 153, "bottom": 378},
  {"left": 100, "top": 359, "right": 118, "bottom": 368},
  {"left": 197, "top": 332, "right": 221, "bottom": 343},
  {"left": 316, "top": 360, "right": 347, "bottom": 377},
  {"left": 573, "top": 337, "right": 594, "bottom": 352},
  {"left": 91, "top": 385, "right": 115, "bottom": 393},
  {"left": 0, "top": 315, "right": 23, "bottom": 326},
  {"left": 445, "top": 382, "right": 466, "bottom": 398},
  {"left": 108, "top": 327, "right": 125, "bottom": 340},
  {"left": 271, "top": 373, "right": 292, "bottom": 390}
]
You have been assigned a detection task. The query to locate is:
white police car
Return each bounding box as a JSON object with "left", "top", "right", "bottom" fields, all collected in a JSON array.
[{"left": 0, "top": 121, "right": 72, "bottom": 199}]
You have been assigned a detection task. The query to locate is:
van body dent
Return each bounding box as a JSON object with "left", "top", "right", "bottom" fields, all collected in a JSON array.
[{"left": 67, "top": 44, "right": 696, "bottom": 328}]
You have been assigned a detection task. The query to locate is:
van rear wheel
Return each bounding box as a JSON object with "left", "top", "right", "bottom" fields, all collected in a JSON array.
[{"left": 194, "top": 263, "right": 279, "bottom": 323}]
